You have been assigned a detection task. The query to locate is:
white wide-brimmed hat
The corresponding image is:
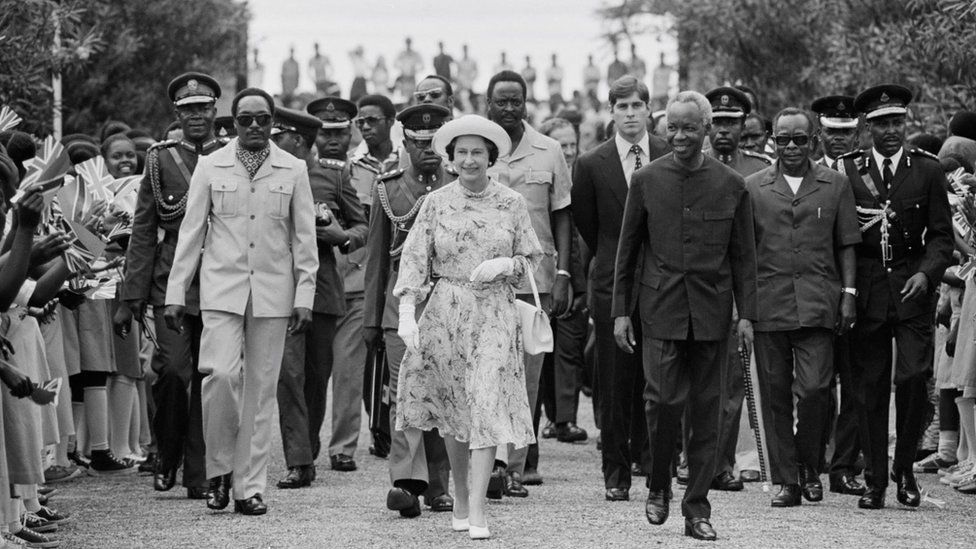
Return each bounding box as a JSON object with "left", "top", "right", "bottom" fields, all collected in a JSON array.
[{"left": 432, "top": 114, "right": 512, "bottom": 159}]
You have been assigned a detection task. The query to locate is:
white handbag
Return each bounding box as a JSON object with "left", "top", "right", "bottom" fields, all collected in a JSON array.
[{"left": 515, "top": 271, "right": 554, "bottom": 355}]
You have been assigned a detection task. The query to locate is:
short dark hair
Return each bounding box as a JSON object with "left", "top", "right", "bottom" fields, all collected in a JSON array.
[
  {"left": 907, "top": 132, "right": 944, "bottom": 156},
  {"left": 487, "top": 70, "right": 527, "bottom": 101},
  {"left": 100, "top": 132, "right": 136, "bottom": 158},
  {"left": 772, "top": 107, "right": 816, "bottom": 134},
  {"left": 608, "top": 75, "right": 649, "bottom": 107},
  {"left": 445, "top": 136, "right": 500, "bottom": 165},
  {"left": 231, "top": 87, "right": 276, "bottom": 117},
  {"left": 99, "top": 120, "right": 130, "bottom": 142},
  {"left": 539, "top": 116, "right": 579, "bottom": 143},
  {"left": 357, "top": 94, "right": 396, "bottom": 119},
  {"left": 419, "top": 74, "right": 454, "bottom": 97}
]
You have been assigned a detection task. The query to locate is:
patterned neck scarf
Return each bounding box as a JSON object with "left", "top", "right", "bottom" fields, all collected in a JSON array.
[{"left": 237, "top": 142, "right": 270, "bottom": 179}]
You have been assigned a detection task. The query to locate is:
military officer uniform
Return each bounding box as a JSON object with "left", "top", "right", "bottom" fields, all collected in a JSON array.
[
  {"left": 274, "top": 105, "right": 369, "bottom": 487},
  {"left": 122, "top": 72, "right": 223, "bottom": 496},
  {"left": 703, "top": 87, "right": 771, "bottom": 489},
  {"left": 811, "top": 95, "right": 868, "bottom": 494},
  {"left": 841, "top": 85, "right": 953, "bottom": 509},
  {"left": 363, "top": 105, "right": 453, "bottom": 516}
]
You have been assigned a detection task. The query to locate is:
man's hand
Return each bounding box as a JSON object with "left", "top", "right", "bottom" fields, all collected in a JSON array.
[
  {"left": 113, "top": 304, "right": 134, "bottom": 339},
  {"left": 30, "top": 232, "right": 71, "bottom": 268},
  {"left": 163, "top": 305, "right": 186, "bottom": 333},
  {"left": 0, "top": 144, "right": 20, "bottom": 191},
  {"left": 82, "top": 200, "right": 108, "bottom": 233},
  {"left": 566, "top": 294, "right": 587, "bottom": 317},
  {"left": 14, "top": 189, "right": 45, "bottom": 228},
  {"left": 0, "top": 334, "right": 14, "bottom": 360},
  {"left": 0, "top": 363, "right": 33, "bottom": 399},
  {"left": 836, "top": 293, "right": 857, "bottom": 335},
  {"left": 316, "top": 224, "right": 348, "bottom": 246},
  {"left": 551, "top": 276, "right": 572, "bottom": 318},
  {"left": 947, "top": 320, "right": 960, "bottom": 357},
  {"left": 288, "top": 307, "right": 313, "bottom": 335},
  {"left": 614, "top": 316, "right": 636, "bottom": 354},
  {"left": 126, "top": 299, "right": 147, "bottom": 323},
  {"left": 363, "top": 327, "right": 384, "bottom": 349},
  {"left": 737, "top": 318, "right": 754, "bottom": 354},
  {"left": 901, "top": 272, "right": 929, "bottom": 303}
]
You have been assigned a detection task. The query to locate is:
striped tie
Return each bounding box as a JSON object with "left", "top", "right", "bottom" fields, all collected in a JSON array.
[{"left": 631, "top": 144, "right": 642, "bottom": 170}]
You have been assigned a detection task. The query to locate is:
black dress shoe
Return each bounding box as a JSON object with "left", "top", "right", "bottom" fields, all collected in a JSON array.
[
  {"left": 276, "top": 466, "right": 312, "bottom": 489},
  {"left": 425, "top": 493, "right": 454, "bottom": 512},
  {"left": 605, "top": 487, "right": 629, "bottom": 501},
  {"left": 770, "top": 484, "right": 801, "bottom": 507},
  {"left": 330, "top": 454, "right": 357, "bottom": 472},
  {"left": 800, "top": 465, "right": 824, "bottom": 502},
  {"left": 892, "top": 469, "right": 921, "bottom": 507},
  {"left": 739, "top": 469, "right": 761, "bottom": 483},
  {"left": 685, "top": 518, "right": 717, "bottom": 541},
  {"left": 234, "top": 494, "right": 267, "bottom": 516},
  {"left": 206, "top": 473, "right": 232, "bottom": 510},
  {"left": 153, "top": 467, "right": 177, "bottom": 491},
  {"left": 541, "top": 421, "right": 556, "bottom": 439},
  {"left": 386, "top": 487, "right": 421, "bottom": 518},
  {"left": 857, "top": 488, "right": 885, "bottom": 509},
  {"left": 711, "top": 471, "right": 744, "bottom": 491},
  {"left": 555, "top": 422, "right": 588, "bottom": 443},
  {"left": 486, "top": 464, "right": 505, "bottom": 500},
  {"left": 829, "top": 473, "right": 866, "bottom": 496},
  {"left": 186, "top": 486, "right": 209, "bottom": 499},
  {"left": 631, "top": 462, "right": 647, "bottom": 477},
  {"left": 645, "top": 489, "right": 672, "bottom": 525},
  {"left": 369, "top": 442, "right": 390, "bottom": 459},
  {"left": 504, "top": 472, "right": 529, "bottom": 497},
  {"left": 138, "top": 453, "right": 157, "bottom": 474}
]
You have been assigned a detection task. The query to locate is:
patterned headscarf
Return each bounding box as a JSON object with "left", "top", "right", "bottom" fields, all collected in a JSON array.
[{"left": 236, "top": 142, "right": 270, "bottom": 179}]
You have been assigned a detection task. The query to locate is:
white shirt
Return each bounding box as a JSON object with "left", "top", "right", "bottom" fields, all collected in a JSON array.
[
  {"left": 784, "top": 174, "right": 803, "bottom": 195},
  {"left": 615, "top": 131, "right": 650, "bottom": 185},
  {"left": 872, "top": 147, "right": 904, "bottom": 178}
]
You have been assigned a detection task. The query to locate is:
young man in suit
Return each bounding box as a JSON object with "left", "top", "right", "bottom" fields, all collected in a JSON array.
[{"left": 572, "top": 75, "right": 669, "bottom": 502}]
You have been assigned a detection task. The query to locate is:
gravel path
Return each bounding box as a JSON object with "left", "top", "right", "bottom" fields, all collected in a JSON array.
[{"left": 54, "top": 395, "right": 975, "bottom": 548}]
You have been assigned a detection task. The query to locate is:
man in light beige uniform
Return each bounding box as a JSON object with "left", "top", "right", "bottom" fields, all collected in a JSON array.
[{"left": 165, "top": 88, "right": 318, "bottom": 516}]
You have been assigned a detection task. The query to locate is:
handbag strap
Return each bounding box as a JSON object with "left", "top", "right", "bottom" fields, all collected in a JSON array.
[{"left": 526, "top": 262, "right": 542, "bottom": 310}]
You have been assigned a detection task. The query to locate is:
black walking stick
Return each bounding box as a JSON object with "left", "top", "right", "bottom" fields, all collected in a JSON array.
[{"left": 739, "top": 346, "right": 771, "bottom": 492}]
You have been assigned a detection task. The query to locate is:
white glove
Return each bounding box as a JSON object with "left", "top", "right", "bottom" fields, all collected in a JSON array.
[
  {"left": 469, "top": 257, "right": 515, "bottom": 282},
  {"left": 397, "top": 301, "right": 420, "bottom": 351}
]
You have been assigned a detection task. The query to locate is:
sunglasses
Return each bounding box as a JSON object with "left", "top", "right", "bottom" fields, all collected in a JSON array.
[
  {"left": 413, "top": 88, "right": 445, "bottom": 101},
  {"left": 354, "top": 116, "right": 388, "bottom": 128},
  {"left": 773, "top": 134, "right": 811, "bottom": 147},
  {"left": 235, "top": 114, "right": 272, "bottom": 127}
]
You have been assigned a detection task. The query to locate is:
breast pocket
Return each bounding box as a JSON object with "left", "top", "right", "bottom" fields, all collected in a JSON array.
[
  {"left": 268, "top": 181, "right": 295, "bottom": 219},
  {"left": 900, "top": 194, "right": 927, "bottom": 227},
  {"left": 521, "top": 169, "right": 553, "bottom": 204},
  {"left": 211, "top": 180, "right": 238, "bottom": 217},
  {"left": 703, "top": 209, "right": 735, "bottom": 245}
]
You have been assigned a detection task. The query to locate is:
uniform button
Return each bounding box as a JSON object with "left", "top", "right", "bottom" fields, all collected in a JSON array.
[
  {"left": 886, "top": 268, "right": 892, "bottom": 273},
  {"left": 794, "top": 273, "right": 801, "bottom": 279},
  {"left": 793, "top": 223, "right": 799, "bottom": 229},
  {"left": 249, "top": 243, "right": 255, "bottom": 248},
  {"left": 792, "top": 200, "right": 799, "bottom": 206},
  {"left": 794, "top": 248, "right": 800, "bottom": 253},
  {"left": 250, "top": 270, "right": 254, "bottom": 275},
  {"left": 250, "top": 215, "right": 255, "bottom": 219},
  {"left": 251, "top": 188, "right": 256, "bottom": 193}
]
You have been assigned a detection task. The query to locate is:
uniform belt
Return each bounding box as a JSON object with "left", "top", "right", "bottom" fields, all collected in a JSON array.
[{"left": 858, "top": 242, "right": 922, "bottom": 261}]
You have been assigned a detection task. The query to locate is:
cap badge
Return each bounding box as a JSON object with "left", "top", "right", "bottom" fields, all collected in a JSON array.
[
  {"left": 837, "top": 101, "right": 846, "bottom": 111},
  {"left": 422, "top": 113, "right": 431, "bottom": 123},
  {"left": 721, "top": 95, "right": 729, "bottom": 105},
  {"left": 218, "top": 127, "right": 227, "bottom": 136},
  {"left": 880, "top": 92, "right": 889, "bottom": 103},
  {"left": 325, "top": 102, "right": 335, "bottom": 112},
  {"left": 187, "top": 79, "right": 198, "bottom": 92}
]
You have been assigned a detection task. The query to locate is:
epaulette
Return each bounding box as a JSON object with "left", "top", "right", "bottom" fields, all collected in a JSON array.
[
  {"left": 910, "top": 147, "right": 940, "bottom": 161},
  {"left": 147, "top": 139, "right": 178, "bottom": 151},
  {"left": 838, "top": 149, "right": 865, "bottom": 160},
  {"left": 837, "top": 148, "right": 868, "bottom": 176},
  {"left": 318, "top": 158, "right": 346, "bottom": 170},
  {"left": 742, "top": 150, "right": 773, "bottom": 164},
  {"left": 377, "top": 167, "right": 405, "bottom": 182}
]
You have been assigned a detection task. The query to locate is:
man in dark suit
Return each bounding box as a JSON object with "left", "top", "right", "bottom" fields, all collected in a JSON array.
[
  {"left": 572, "top": 75, "right": 669, "bottom": 503},
  {"left": 613, "top": 90, "right": 757, "bottom": 541},
  {"left": 840, "top": 84, "right": 953, "bottom": 509}
]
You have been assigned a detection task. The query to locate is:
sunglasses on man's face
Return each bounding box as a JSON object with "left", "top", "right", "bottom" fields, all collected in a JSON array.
[
  {"left": 773, "top": 134, "right": 811, "bottom": 147},
  {"left": 413, "top": 88, "right": 445, "bottom": 101},
  {"left": 235, "top": 114, "right": 272, "bottom": 127}
]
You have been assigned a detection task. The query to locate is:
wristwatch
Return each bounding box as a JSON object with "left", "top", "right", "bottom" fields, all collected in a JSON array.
[
  {"left": 841, "top": 287, "right": 858, "bottom": 297},
  {"left": 556, "top": 269, "right": 572, "bottom": 279}
]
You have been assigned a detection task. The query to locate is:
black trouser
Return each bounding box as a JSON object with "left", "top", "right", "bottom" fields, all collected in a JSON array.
[
  {"left": 152, "top": 311, "right": 206, "bottom": 488},
  {"left": 754, "top": 328, "right": 833, "bottom": 484},
  {"left": 941, "top": 388, "right": 962, "bottom": 430},
  {"left": 643, "top": 335, "right": 726, "bottom": 519},
  {"left": 716, "top": 326, "right": 744, "bottom": 476},
  {"left": 595, "top": 316, "right": 648, "bottom": 490},
  {"left": 852, "top": 312, "right": 933, "bottom": 490},
  {"left": 827, "top": 334, "right": 867, "bottom": 479},
  {"left": 277, "top": 313, "right": 337, "bottom": 467},
  {"left": 541, "top": 309, "right": 589, "bottom": 424}
]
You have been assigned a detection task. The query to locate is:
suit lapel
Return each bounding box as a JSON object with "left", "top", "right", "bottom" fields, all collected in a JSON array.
[{"left": 598, "top": 139, "right": 629, "bottom": 207}]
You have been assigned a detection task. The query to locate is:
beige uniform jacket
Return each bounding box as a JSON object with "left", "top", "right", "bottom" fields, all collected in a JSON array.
[{"left": 165, "top": 139, "right": 319, "bottom": 317}]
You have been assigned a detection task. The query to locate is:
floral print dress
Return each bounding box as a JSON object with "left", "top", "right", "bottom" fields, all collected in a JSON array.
[{"left": 393, "top": 179, "right": 543, "bottom": 449}]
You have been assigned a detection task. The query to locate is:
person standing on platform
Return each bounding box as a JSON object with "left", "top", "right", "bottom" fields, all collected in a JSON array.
[
  {"left": 746, "top": 107, "right": 860, "bottom": 507},
  {"left": 272, "top": 104, "right": 368, "bottom": 489},
  {"left": 613, "top": 90, "right": 757, "bottom": 541},
  {"left": 120, "top": 72, "right": 224, "bottom": 499},
  {"left": 164, "top": 87, "right": 319, "bottom": 516},
  {"left": 573, "top": 75, "right": 669, "bottom": 502},
  {"left": 433, "top": 42, "right": 454, "bottom": 82},
  {"left": 841, "top": 84, "right": 953, "bottom": 510}
]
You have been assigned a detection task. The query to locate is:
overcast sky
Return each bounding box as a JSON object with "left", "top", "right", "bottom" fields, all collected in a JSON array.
[{"left": 247, "top": 0, "right": 676, "bottom": 99}]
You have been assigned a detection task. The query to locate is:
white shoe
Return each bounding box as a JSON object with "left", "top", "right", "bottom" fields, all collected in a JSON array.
[
  {"left": 939, "top": 459, "right": 971, "bottom": 477},
  {"left": 469, "top": 523, "right": 490, "bottom": 540},
  {"left": 941, "top": 461, "right": 975, "bottom": 485},
  {"left": 451, "top": 515, "right": 469, "bottom": 532}
]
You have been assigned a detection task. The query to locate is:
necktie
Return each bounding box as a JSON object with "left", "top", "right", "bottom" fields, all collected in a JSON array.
[
  {"left": 830, "top": 159, "right": 838, "bottom": 171},
  {"left": 882, "top": 158, "right": 893, "bottom": 192},
  {"left": 630, "top": 144, "right": 642, "bottom": 170}
]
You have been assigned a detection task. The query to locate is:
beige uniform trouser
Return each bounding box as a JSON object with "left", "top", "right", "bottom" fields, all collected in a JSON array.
[{"left": 200, "top": 300, "right": 289, "bottom": 500}]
